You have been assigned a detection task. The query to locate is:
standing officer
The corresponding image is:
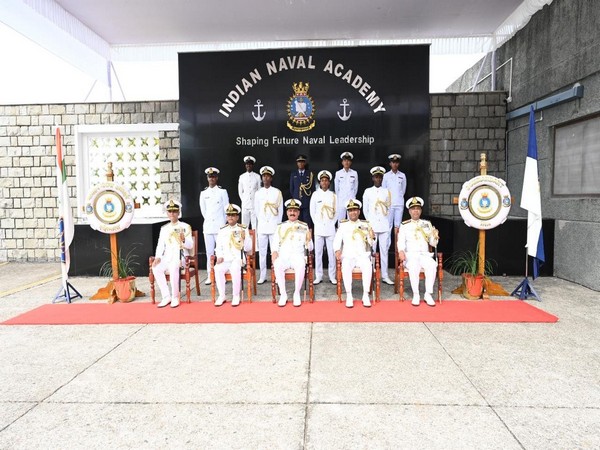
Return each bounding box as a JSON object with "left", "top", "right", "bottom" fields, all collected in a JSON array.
[
  {"left": 382, "top": 153, "right": 407, "bottom": 230},
  {"left": 397, "top": 197, "right": 440, "bottom": 307},
  {"left": 363, "top": 166, "right": 394, "bottom": 285},
  {"left": 213, "top": 204, "right": 253, "bottom": 307},
  {"left": 153, "top": 199, "right": 193, "bottom": 308},
  {"left": 237, "top": 156, "right": 261, "bottom": 229},
  {"left": 310, "top": 170, "right": 337, "bottom": 285},
  {"left": 334, "top": 152, "right": 358, "bottom": 224},
  {"left": 254, "top": 166, "right": 283, "bottom": 284},
  {"left": 272, "top": 199, "right": 313, "bottom": 307},
  {"left": 199, "top": 167, "right": 229, "bottom": 283},
  {"left": 289, "top": 154, "right": 315, "bottom": 228},
  {"left": 333, "top": 199, "right": 376, "bottom": 308}
]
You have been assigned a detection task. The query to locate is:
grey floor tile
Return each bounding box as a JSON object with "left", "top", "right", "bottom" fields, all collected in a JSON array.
[
  {"left": 309, "top": 323, "right": 485, "bottom": 405},
  {"left": 496, "top": 406, "right": 600, "bottom": 450},
  {"left": 305, "top": 403, "right": 522, "bottom": 450},
  {"left": 49, "top": 323, "right": 312, "bottom": 404},
  {"left": 0, "top": 402, "right": 305, "bottom": 450}
]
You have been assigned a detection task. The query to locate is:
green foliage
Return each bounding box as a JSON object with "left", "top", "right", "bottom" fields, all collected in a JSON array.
[
  {"left": 447, "top": 243, "right": 496, "bottom": 276},
  {"left": 99, "top": 244, "right": 140, "bottom": 279}
]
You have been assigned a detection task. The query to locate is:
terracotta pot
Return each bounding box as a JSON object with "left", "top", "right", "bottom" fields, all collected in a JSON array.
[
  {"left": 462, "top": 273, "right": 484, "bottom": 298},
  {"left": 114, "top": 276, "right": 137, "bottom": 302}
]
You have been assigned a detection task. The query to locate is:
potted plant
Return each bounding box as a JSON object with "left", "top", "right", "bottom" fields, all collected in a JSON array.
[
  {"left": 447, "top": 244, "right": 495, "bottom": 299},
  {"left": 99, "top": 245, "right": 141, "bottom": 303}
]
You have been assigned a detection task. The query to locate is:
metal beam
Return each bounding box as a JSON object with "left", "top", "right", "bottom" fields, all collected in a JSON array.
[{"left": 506, "top": 84, "right": 584, "bottom": 121}]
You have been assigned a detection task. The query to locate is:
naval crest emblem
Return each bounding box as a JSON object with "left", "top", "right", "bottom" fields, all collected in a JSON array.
[{"left": 286, "top": 82, "right": 316, "bottom": 132}]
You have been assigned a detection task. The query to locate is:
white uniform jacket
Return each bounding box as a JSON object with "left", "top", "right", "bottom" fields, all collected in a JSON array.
[
  {"left": 362, "top": 186, "right": 392, "bottom": 233},
  {"left": 397, "top": 219, "right": 439, "bottom": 254},
  {"left": 272, "top": 220, "right": 314, "bottom": 255},
  {"left": 199, "top": 186, "right": 229, "bottom": 234},
  {"left": 254, "top": 186, "right": 283, "bottom": 235},
  {"left": 333, "top": 219, "right": 376, "bottom": 258},
  {"left": 334, "top": 168, "right": 359, "bottom": 202},
  {"left": 215, "top": 223, "right": 253, "bottom": 263},
  {"left": 238, "top": 171, "right": 261, "bottom": 211},
  {"left": 382, "top": 170, "right": 407, "bottom": 207},
  {"left": 310, "top": 188, "right": 337, "bottom": 237},
  {"left": 154, "top": 221, "right": 193, "bottom": 265}
]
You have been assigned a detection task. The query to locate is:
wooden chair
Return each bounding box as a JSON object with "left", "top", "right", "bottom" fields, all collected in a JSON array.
[
  {"left": 209, "top": 247, "right": 255, "bottom": 303},
  {"left": 271, "top": 252, "right": 315, "bottom": 303},
  {"left": 149, "top": 230, "right": 200, "bottom": 303},
  {"left": 336, "top": 253, "right": 381, "bottom": 303},
  {"left": 393, "top": 227, "right": 443, "bottom": 303}
]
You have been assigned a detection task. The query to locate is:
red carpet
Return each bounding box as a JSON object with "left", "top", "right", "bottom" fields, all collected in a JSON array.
[{"left": 2, "top": 300, "right": 558, "bottom": 325}]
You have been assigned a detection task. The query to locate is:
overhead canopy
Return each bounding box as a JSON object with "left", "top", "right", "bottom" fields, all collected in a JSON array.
[{"left": 0, "top": 0, "right": 553, "bottom": 101}]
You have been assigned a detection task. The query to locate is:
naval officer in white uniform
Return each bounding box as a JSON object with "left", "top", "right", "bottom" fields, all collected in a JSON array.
[
  {"left": 237, "top": 155, "right": 261, "bottom": 229},
  {"left": 310, "top": 170, "right": 337, "bottom": 285},
  {"left": 397, "top": 196, "right": 440, "bottom": 306},
  {"left": 334, "top": 152, "right": 358, "bottom": 223},
  {"left": 152, "top": 199, "right": 193, "bottom": 308},
  {"left": 333, "top": 199, "right": 376, "bottom": 308},
  {"left": 254, "top": 166, "right": 283, "bottom": 283},
  {"left": 213, "top": 204, "right": 253, "bottom": 307},
  {"left": 362, "top": 166, "right": 394, "bottom": 285},
  {"left": 272, "top": 199, "right": 314, "bottom": 307},
  {"left": 382, "top": 153, "right": 407, "bottom": 230},
  {"left": 199, "top": 167, "right": 230, "bottom": 283}
]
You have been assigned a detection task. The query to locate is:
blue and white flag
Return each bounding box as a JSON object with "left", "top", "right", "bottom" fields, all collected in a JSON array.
[{"left": 520, "top": 106, "right": 545, "bottom": 279}]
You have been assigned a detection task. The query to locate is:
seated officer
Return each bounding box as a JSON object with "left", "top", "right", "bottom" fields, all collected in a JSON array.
[
  {"left": 213, "top": 204, "right": 253, "bottom": 307},
  {"left": 333, "top": 199, "right": 376, "bottom": 308},
  {"left": 397, "top": 197, "right": 440, "bottom": 307},
  {"left": 153, "top": 199, "right": 193, "bottom": 308},
  {"left": 272, "top": 199, "right": 313, "bottom": 307}
]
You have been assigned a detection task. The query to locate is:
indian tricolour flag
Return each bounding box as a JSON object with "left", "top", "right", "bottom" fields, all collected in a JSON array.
[{"left": 56, "top": 128, "right": 74, "bottom": 283}]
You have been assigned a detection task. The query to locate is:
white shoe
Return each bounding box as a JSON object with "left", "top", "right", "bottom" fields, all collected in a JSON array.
[
  {"left": 231, "top": 296, "right": 241, "bottom": 307},
  {"left": 411, "top": 295, "right": 420, "bottom": 306},
  {"left": 257, "top": 277, "right": 266, "bottom": 285},
  {"left": 313, "top": 278, "right": 322, "bottom": 285},
  {"left": 424, "top": 293, "right": 436, "bottom": 307},
  {"left": 170, "top": 297, "right": 180, "bottom": 308},
  {"left": 278, "top": 293, "right": 288, "bottom": 307},
  {"left": 345, "top": 295, "right": 354, "bottom": 308},
  {"left": 382, "top": 278, "right": 394, "bottom": 285},
  {"left": 215, "top": 296, "right": 225, "bottom": 307},
  {"left": 362, "top": 293, "right": 371, "bottom": 308},
  {"left": 204, "top": 279, "right": 212, "bottom": 285},
  {"left": 330, "top": 279, "right": 337, "bottom": 285},
  {"left": 157, "top": 297, "right": 171, "bottom": 308},
  {"left": 293, "top": 292, "right": 301, "bottom": 307}
]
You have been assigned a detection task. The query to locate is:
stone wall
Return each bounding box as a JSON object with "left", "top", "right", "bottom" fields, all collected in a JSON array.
[
  {"left": 429, "top": 92, "right": 506, "bottom": 218},
  {"left": 0, "top": 94, "right": 506, "bottom": 262},
  {"left": 446, "top": 0, "right": 600, "bottom": 290},
  {"left": 0, "top": 102, "right": 180, "bottom": 261}
]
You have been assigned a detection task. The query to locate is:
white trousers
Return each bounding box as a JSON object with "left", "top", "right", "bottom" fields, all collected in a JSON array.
[
  {"left": 274, "top": 253, "right": 306, "bottom": 295},
  {"left": 405, "top": 252, "right": 437, "bottom": 296},
  {"left": 374, "top": 231, "right": 391, "bottom": 279},
  {"left": 203, "top": 233, "right": 217, "bottom": 269},
  {"left": 341, "top": 254, "right": 372, "bottom": 296},
  {"left": 314, "top": 234, "right": 335, "bottom": 281},
  {"left": 214, "top": 259, "right": 243, "bottom": 298},
  {"left": 388, "top": 206, "right": 403, "bottom": 229},
  {"left": 153, "top": 258, "right": 181, "bottom": 301},
  {"left": 241, "top": 208, "right": 257, "bottom": 230},
  {"left": 257, "top": 232, "right": 276, "bottom": 279}
]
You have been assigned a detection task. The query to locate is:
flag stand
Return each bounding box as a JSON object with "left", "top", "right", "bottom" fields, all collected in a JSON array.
[
  {"left": 512, "top": 249, "right": 542, "bottom": 301},
  {"left": 53, "top": 280, "right": 82, "bottom": 304}
]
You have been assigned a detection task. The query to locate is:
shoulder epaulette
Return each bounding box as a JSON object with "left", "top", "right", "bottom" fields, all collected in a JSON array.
[
  {"left": 238, "top": 224, "right": 248, "bottom": 229},
  {"left": 298, "top": 220, "right": 307, "bottom": 226},
  {"left": 161, "top": 223, "right": 169, "bottom": 228},
  {"left": 340, "top": 219, "right": 348, "bottom": 223},
  {"left": 402, "top": 219, "right": 411, "bottom": 225},
  {"left": 220, "top": 224, "right": 228, "bottom": 229},
  {"left": 203, "top": 186, "right": 209, "bottom": 190},
  {"left": 360, "top": 219, "right": 369, "bottom": 223}
]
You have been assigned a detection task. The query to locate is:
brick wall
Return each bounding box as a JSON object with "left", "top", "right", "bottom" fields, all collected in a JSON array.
[
  {"left": 0, "top": 102, "right": 179, "bottom": 261},
  {"left": 429, "top": 92, "right": 507, "bottom": 218},
  {"left": 1, "top": 94, "right": 506, "bottom": 262}
]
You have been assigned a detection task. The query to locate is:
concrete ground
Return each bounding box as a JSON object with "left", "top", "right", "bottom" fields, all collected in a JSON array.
[{"left": 0, "top": 261, "right": 598, "bottom": 450}]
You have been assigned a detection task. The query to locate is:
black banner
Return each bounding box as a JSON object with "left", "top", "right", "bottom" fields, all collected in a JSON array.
[{"left": 179, "top": 45, "right": 430, "bottom": 231}]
